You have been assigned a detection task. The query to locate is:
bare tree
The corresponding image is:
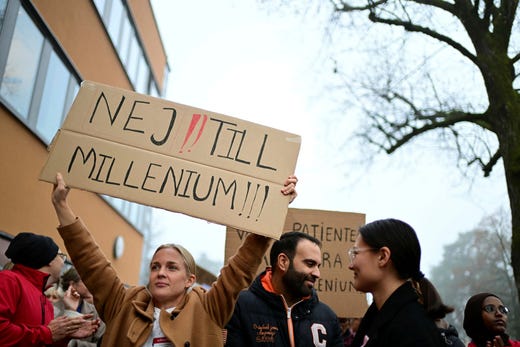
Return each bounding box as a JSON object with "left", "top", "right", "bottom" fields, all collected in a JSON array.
[{"left": 260, "top": 0, "right": 520, "bottom": 299}]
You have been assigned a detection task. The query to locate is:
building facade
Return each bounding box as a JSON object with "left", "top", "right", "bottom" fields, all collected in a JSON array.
[{"left": 0, "top": 0, "right": 169, "bottom": 284}]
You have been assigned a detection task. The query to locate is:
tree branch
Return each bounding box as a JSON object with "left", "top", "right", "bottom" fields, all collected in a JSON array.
[
  {"left": 384, "top": 111, "right": 488, "bottom": 153},
  {"left": 367, "top": 12, "right": 479, "bottom": 65},
  {"left": 331, "top": 0, "right": 388, "bottom": 11},
  {"left": 500, "top": 0, "right": 519, "bottom": 36},
  {"left": 467, "top": 150, "right": 502, "bottom": 176},
  {"left": 482, "top": 150, "right": 502, "bottom": 176},
  {"left": 513, "top": 52, "right": 520, "bottom": 64},
  {"left": 410, "top": 0, "right": 456, "bottom": 14},
  {"left": 360, "top": 107, "right": 491, "bottom": 154}
]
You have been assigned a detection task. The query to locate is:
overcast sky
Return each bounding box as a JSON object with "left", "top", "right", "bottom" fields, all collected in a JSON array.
[{"left": 149, "top": 0, "right": 509, "bottom": 276}]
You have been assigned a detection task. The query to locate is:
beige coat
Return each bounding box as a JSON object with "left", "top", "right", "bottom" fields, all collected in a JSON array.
[{"left": 58, "top": 219, "right": 270, "bottom": 347}]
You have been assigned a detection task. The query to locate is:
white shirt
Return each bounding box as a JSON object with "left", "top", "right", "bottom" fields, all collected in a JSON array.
[{"left": 141, "top": 307, "right": 175, "bottom": 347}]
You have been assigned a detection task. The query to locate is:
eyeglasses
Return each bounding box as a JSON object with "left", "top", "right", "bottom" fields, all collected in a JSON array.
[
  {"left": 482, "top": 304, "right": 509, "bottom": 315},
  {"left": 57, "top": 252, "right": 67, "bottom": 262},
  {"left": 347, "top": 247, "right": 379, "bottom": 262}
]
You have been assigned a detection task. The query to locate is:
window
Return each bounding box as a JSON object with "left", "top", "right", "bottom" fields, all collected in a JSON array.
[
  {"left": 92, "top": 0, "right": 166, "bottom": 97},
  {"left": 107, "top": 0, "right": 123, "bottom": 49},
  {"left": 126, "top": 35, "right": 139, "bottom": 83},
  {"left": 162, "top": 63, "right": 169, "bottom": 96},
  {"left": 149, "top": 78, "right": 159, "bottom": 97},
  {"left": 0, "top": 0, "right": 152, "bottom": 235},
  {"left": 0, "top": 0, "right": 7, "bottom": 29},
  {"left": 63, "top": 79, "right": 80, "bottom": 122},
  {"left": 0, "top": 7, "right": 43, "bottom": 118},
  {"left": 93, "top": 0, "right": 107, "bottom": 19},
  {"left": 35, "top": 50, "right": 72, "bottom": 143},
  {"left": 118, "top": 15, "right": 131, "bottom": 66},
  {"left": 135, "top": 53, "right": 149, "bottom": 93},
  {"left": 103, "top": 195, "right": 152, "bottom": 232},
  {"left": 0, "top": 2, "right": 78, "bottom": 143}
]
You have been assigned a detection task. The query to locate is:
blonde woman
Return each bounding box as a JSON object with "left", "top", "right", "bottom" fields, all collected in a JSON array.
[{"left": 51, "top": 172, "right": 297, "bottom": 347}]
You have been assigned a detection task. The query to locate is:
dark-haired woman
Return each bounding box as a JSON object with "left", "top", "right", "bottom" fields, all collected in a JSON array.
[
  {"left": 419, "top": 277, "right": 464, "bottom": 347},
  {"left": 347, "top": 218, "right": 444, "bottom": 347},
  {"left": 463, "top": 293, "right": 520, "bottom": 347}
]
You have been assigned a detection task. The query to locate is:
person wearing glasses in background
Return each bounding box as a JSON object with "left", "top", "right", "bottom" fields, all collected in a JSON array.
[
  {"left": 347, "top": 218, "right": 444, "bottom": 347},
  {"left": 0, "top": 232, "right": 100, "bottom": 347},
  {"left": 463, "top": 293, "right": 520, "bottom": 347}
]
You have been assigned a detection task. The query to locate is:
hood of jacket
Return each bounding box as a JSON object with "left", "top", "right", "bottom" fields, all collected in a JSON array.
[{"left": 250, "top": 268, "right": 319, "bottom": 318}]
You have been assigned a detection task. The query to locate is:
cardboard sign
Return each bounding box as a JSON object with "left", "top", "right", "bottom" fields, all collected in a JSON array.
[
  {"left": 40, "top": 81, "right": 301, "bottom": 238},
  {"left": 225, "top": 208, "right": 368, "bottom": 318}
]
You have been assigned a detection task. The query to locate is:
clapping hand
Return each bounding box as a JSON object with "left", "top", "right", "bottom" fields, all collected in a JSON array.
[
  {"left": 49, "top": 314, "right": 100, "bottom": 342},
  {"left": 486, "top": 336, "right": 505, "bottom": 347}
]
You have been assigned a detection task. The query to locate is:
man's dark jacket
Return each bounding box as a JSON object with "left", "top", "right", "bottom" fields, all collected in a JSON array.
[{"left": 225, "top": 269, "right": 343, "bottom": 347}]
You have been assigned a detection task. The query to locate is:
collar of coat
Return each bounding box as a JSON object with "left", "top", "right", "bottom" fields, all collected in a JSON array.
[
  {"left": 130, "top": 285, "right": 201, "bottom": 322},
  {"left": 356, "top": 281, "right": 418, "bottom": 341},
  {"left": 250, "top": 269, "right": 318, "bottom": 313},
  {"left": 11, "top": 263, "right": 51, "bottom": 292}
]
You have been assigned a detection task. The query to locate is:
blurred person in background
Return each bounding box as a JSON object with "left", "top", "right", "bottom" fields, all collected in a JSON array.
[
  {"left": 463, "top": 292, "right": 520, "bottom": 347},
  {"left": 55, "top": 267, "right": 106, "bottom": 347},
  {"left": 45, "top": 283, "right": 63, "bottom": 305},
  {"left": 0, "top": 232, "right": 99, "bottom": 346},
  {"left": 343, "top": 318, "right": 361, "bottom": 347},
  {"left": 419, "top": 277, "right": 464, "bottom": 347}
]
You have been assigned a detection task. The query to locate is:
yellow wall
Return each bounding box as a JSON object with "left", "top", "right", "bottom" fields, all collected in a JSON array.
[
  {"left": 32, "top": 0, "right": 167, "bottom": 91},
  {"left": 32, "top": 0, "right": 132, "bottom": 89},
  {"left": 0, "top": 0, "right": 169, "bottom": 284},
  {"left": 0, "top": 107, "right": 144, "bottom": 284}
]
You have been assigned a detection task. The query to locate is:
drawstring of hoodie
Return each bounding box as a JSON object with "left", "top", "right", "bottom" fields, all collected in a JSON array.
[{"left": 280, "top": 294, "right": 303, "bottom": 347}]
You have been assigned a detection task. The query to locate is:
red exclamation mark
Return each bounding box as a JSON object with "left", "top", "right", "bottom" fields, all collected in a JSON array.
[{"left": 179, "top": 114, "right": 208, "bottom": 153}]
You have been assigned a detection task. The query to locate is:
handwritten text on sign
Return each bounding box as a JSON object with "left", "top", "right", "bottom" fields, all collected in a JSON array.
[
  {"left": 40, "top": 81, "right": 301, "bottom": 238},
  {"left": 61, "top": 81, "right": 300, "bottom": 183},
  {"left": 225, "top": 208, "right": 368, "bottom": 318}
]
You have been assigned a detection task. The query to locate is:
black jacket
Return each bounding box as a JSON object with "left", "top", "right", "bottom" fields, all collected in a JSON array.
[
  {"left": 225, "top": 269, "right": 343, "bottom": 347},
  {"left": 439, "top": 324, "right": 465, "bottom": 347},
  {"left": 352, "top": 281, "right": 445, "bottom": 347}
]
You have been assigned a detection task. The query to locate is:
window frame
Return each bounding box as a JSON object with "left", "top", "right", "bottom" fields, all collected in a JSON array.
[{"left": 0, "top": 0, "right": 151, "bottom": 235}]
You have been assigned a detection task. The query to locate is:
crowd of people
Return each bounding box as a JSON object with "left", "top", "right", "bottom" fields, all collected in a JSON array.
[{"left": 0, "top": 171, "right": 517, "bottom": 347}]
